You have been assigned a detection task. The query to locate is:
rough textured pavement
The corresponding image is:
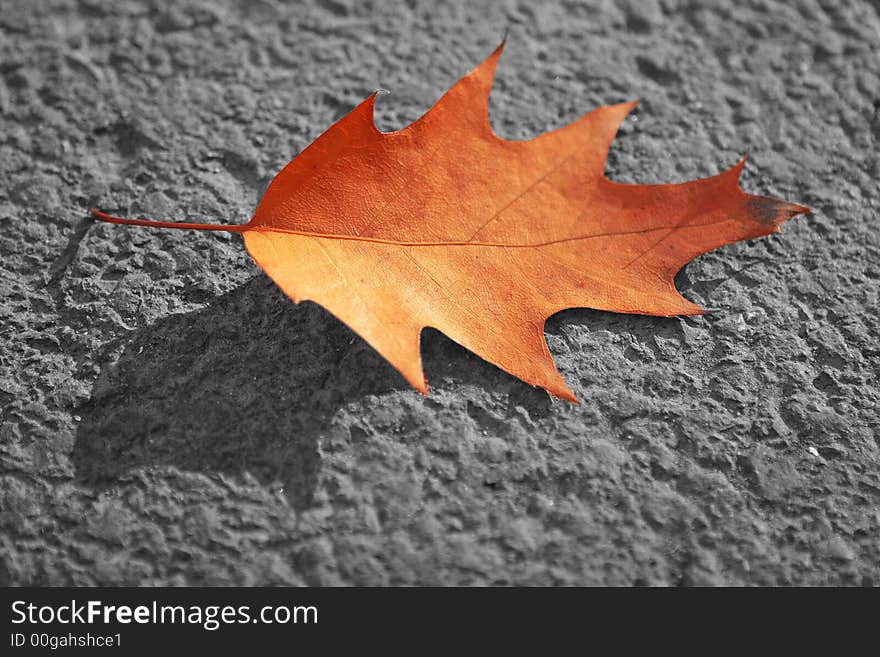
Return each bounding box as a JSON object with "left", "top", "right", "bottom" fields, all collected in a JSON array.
[{"left": 1, "top": 0, "right": 878, "bottom": 586}]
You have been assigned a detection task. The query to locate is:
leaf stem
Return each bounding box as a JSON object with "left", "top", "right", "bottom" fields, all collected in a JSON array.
[{"left": 91, "top": 209, "right": 247, "bottom": 233}]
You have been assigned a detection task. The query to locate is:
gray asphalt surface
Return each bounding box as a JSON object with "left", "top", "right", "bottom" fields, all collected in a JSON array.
[{"left": 1, "top": 0, "right": 878, "bottom": 585}]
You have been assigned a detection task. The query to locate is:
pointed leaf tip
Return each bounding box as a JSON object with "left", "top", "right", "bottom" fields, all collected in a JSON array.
[
  {"left": 554, "top": 387, "right": 579, "bottom": 403},
  {"left": 746, "top": 195, "right": 810, "bottom": 227},
  {"left": 494, "top": 34, "right": 507, "bottom": 56},
  {"left": 469, "top": 38, "right": 505, "bottom": 82}
]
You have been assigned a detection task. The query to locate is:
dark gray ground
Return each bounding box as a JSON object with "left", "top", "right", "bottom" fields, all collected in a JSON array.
[{"left": 1, "top": 0, "right": 878, "bottom": 586}]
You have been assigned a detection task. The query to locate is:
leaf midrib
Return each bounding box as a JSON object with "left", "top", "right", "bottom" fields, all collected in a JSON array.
[{"left": 247, "top": 218, "right": 732, "bottom": 248}]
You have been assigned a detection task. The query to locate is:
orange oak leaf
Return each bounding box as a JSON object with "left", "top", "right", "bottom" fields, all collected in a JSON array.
[{"left": 93, "top": 41, "right": 809, "bottom": 402}]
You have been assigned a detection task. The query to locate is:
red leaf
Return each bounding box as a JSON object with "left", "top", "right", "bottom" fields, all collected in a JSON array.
[{"left": 94, "top": 41, "right": 809, "bottom": 401}]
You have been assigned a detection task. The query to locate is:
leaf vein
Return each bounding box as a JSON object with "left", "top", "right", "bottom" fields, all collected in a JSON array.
[{"left": 249, "top": 217, "right": 733, "bottom": 249}]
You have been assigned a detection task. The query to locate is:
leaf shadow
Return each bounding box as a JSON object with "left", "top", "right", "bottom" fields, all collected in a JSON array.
[
  {"left": 71, "top": 274, "right": 559, "bottom": 509},
  {"left": 71, "top": 275, "right": 409, "bottom": 511}
]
